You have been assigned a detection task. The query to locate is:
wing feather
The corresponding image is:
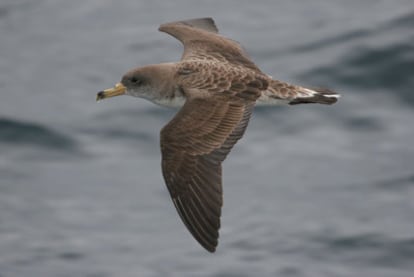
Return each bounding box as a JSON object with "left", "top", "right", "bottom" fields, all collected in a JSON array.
[
  {"left": 159, "top": 18, "right": 261, "bottom": 71},
  {"left": 160, "top": 95, "right": 255, "bottom": 252}
]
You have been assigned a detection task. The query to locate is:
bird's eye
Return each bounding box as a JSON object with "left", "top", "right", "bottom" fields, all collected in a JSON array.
[{"left": 130, "top": 77, "right": 141, "bottom": 84}]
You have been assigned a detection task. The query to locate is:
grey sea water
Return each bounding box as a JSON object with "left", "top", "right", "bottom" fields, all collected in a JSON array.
[{"left": 1, "top": 1, "right": 414, "bottom": 276}]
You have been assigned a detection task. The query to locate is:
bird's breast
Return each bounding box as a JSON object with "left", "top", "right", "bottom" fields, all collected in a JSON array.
[{"left": 152, "top": 95, "right": 187, "bottom": 108}]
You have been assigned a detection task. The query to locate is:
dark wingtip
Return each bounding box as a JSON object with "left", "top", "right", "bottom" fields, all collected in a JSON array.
[
  {"left": 202, "top": 243, "right": 217, "bottom": 253},
  {"left": 207, "top": 247, "right": 216, "bottom": 253},
  {"left": 196, "top": 235, "right": 218, "bottom": 253}
]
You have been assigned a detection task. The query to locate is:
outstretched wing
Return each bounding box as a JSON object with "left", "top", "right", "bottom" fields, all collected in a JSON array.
[
  {"left": 159, "top": 17, "right": 261, "bottom": 72},
  {"left": 160, "top": 95, "right": 255, "bottom": 252}
]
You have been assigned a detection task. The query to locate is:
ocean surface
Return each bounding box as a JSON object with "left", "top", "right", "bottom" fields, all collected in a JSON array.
[{"left": 1, "top": 1, "right": 414, "bottom": 276}]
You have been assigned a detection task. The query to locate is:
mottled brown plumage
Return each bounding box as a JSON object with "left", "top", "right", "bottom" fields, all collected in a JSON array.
[
  {"left": 161, "top": 97, "right": 255, "bottom": 251},
  {"left": 97, "top": 18, "right": 340, "bottom": 252}
]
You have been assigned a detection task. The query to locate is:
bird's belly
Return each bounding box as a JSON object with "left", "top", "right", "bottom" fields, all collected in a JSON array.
[{"left": 152, "top": 92, "right": 288, "bottom": 107}]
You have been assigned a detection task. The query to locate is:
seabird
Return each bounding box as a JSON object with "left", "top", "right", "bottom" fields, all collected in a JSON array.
[{"left": 97, "top": 18, "right": 339, "bottom": 252}]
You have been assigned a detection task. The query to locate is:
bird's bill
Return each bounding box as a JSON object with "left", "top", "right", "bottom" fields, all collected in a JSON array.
[{"left": 96, "top": 83, "right": 126, "bottom": 101}]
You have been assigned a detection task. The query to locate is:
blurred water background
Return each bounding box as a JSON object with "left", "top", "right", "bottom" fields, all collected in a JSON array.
[{"left": 1, "top": 1, "right": 414, "bottom": 276}]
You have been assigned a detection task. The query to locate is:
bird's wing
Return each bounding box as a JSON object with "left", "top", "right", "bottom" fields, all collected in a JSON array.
[
  {"left": 160, "top": 92, "right": 256, "bottom": 252},
  {"left": 158, "top": 18, "right": 261, "bottom": 72}
]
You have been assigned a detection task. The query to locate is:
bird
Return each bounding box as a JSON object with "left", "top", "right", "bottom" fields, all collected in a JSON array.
[{"left": 97, "top": 18, "right": 339, "bottom": 252}]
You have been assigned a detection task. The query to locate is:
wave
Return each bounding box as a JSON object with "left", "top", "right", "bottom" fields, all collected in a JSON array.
[
  {"left": 299, "top": 12, "right": 414, "bottom": 105},
  {"left": 311, "top": 233, "right": 414, "bottom": 268},
  {"left": 0, "top": 117, "right": 77, "bottom": 151}
]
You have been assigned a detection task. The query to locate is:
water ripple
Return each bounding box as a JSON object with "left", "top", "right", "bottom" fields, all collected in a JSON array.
[
  {"left": 300, "top": 12, "right": 414, "bottom": 104},
  {"left": 0, "top": 117, "right": 77, "bottom": 151},
  {"left": 311, "top": 233, "right": 414, "bottom": 268}
]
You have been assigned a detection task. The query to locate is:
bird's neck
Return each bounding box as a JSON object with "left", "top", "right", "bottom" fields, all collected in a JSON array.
[
  {"left": 149, "top": 62, "right": 178, "bottom": 96},
  {"left": 141, "top": 62, "right": 185, "bottom": 107}
]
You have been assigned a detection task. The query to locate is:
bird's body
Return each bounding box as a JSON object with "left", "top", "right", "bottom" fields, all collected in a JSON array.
[{"left": 97, "top": 18, "right": 339, "bottom": 252}]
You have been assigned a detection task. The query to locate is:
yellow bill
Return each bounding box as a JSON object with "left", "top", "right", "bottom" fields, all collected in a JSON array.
[{"left": 96, "top": 83, "right": 126, "bottom": 101}]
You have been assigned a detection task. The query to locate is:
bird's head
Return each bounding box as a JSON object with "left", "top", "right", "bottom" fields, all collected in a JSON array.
[{"left": 97, "top": 67, "right": 154, "bottom": 101}]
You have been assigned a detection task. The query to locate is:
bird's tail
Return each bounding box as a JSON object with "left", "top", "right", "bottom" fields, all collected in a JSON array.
[
  {"left": 288, "top": 87, "right": 340, "bottom": 105},
  {"left": 261, "top": 79, "right": 340, "bottom": 106}
]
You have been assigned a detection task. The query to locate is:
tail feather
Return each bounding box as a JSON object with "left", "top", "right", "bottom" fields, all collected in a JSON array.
[
  {"left": 289, "top": 88, "right": 340, "bottom": 105},
  {"left": 259, "top": 79, "right": 340, "bottom": 106}
]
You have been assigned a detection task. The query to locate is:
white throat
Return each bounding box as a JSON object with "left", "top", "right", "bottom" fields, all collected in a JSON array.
[{"left": 127, "top": 87, "right": 186, "bottom": 108}]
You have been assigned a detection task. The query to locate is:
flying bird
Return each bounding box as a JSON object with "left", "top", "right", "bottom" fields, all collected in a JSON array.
[{"left": 97, "top": 18, "right": 339, "bottom": 252}]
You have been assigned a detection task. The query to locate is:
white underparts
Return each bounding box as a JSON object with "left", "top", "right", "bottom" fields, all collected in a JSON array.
[
  {"left": 153, "top": 92, "right": 290, "bottom": 107},
  {"left": 145, "top": 88, "right": 339, "bottom": 108},
  {"left": 153, "top": 96, "right": 187, "bottom": 107}
]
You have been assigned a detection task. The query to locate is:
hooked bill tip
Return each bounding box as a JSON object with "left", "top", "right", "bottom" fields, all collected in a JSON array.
[{"left": 96, "top": 91, "right": 105, "bottom": 101}]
